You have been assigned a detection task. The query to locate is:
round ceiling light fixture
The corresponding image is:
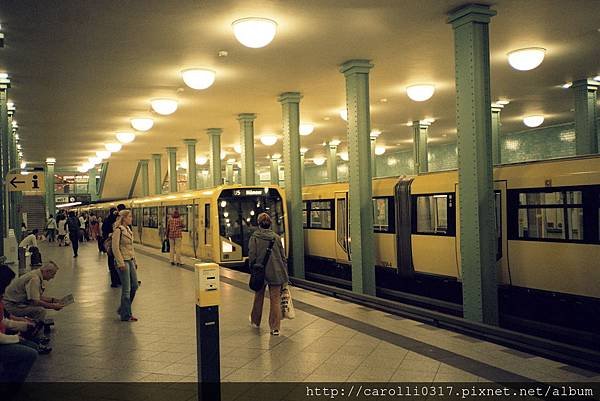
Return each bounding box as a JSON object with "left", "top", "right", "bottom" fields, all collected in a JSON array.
[
  {"left": 116, "top": 131, "right": 136, "bottom": 144},
  {"left": 300, "top": 147, "right": 309, "bottom": 155},
  {"left": 299, "top": 123, "right": 315, "bottom": 136},
  {"left": 151, "top": 98, "right": 178, "bottom": 115},
  {"left": 89, "top": 156, "right": 102, "bottom": 165},
  {"left": 260, "top": 133, "right": 278, "bottom": 146},
  {"left": 220, "top": 151, "right": 227, "bottom": 160},
  {"left": 339, "top": 108, "right": 348, "bottom": 121},
  {"left": 523, "top": 115, "right": 545, "bottom": 128},
  {"left": 232, "top": 17, "right": 277, "bottom": 48},
  {"left": 78, "top": 166, "right": 89, "bottom": 173},
  {"left": 105, "top": 143, "right": 122, "bottom": 152},
  {"left": 96, "top": 150, "right": 111, "bottom": 159},
  {"left": 130, "top": 117, "right": 154, "bottom": 132},
  {"left": 181, "top": 68, "right": 216, "bottom": 90},
  {"left": 507, "top": 47, "right": 546, "bottom": 71},
  {"left": 375, "top": 146, "right": 386, "bottom": 156},
  {"left": 406, "top": 84, "right": 435, "bottom": 102},
  {"left": 233, "top": 144, "right": 242, "bottom": 154},
  {"left": 313, "top": 157, "right": 326, "bottom": 166},
  {"left": 179, "top": 160, "right": 189, "bottom": 169},
  {"left": 339, "top": 151, "right": 350, "bottom": 161},
  {"left": 196, "top": 156, "right": 208, "bottom": 165}
]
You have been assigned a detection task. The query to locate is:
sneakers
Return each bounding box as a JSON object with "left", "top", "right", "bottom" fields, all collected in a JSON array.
[
  {"left": 249, "top": 316, "right": 260, "bottom": 329},
  {"left": 270, "top": 330, "right": 280, "bottom": 336}
]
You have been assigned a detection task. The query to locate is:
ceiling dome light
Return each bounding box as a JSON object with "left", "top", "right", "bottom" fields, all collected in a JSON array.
[
  {"left": 300, "top": 147, "right": 309, "bottom": 155},
  {"left": 89, "top": 156, "right": 102, "bottom": 165},
  {"left": 196, "top": 156, "right": 208, "bottom": 165},
  {"left": 339, "top": 109, "right": 348, "bottom": 121},
  {"left": 130, "top": 118, "right": 154, "bottom": 132},
  {"left": 20, "top": 161, "right": 26, "bottom": 169},
  {"left": 105, "top": 143, "right": 122, "bottom": 152},
  {"left": 406, "top": 84, "right": 435, "bottom": 102},
  {"left": 299, "top": 123, "right": 315, "bottom": 136},
  {"left": 593, "top": 76, "right": 600, "bottom": 82},
  {"left": 116, "top": 131, "right": 136, "bottom": 144},
  {"left": 151, "top": 98, "right": 178, "bottom": 115},
  {"left": 375, "top": 146, "right": 386, "bottom": 155},
  {"left": 78, "top": 166, "right": 89, "bottom": 173},
  {"left": 179, "top": 160, "right": 188, "bottom": 169},
  {"left": 82, "top": 162, "right": 94, "bottom": 170},
  {"left": 232, "top": 17, "right": 277, "bottom": 48},
  {"left": 260, "top": 133, "right": 278, "bottom": 146},
  {"left": 96, "top": 150, "right": 111, "bottom": 159},
  {"left": 507, "top": 47, "right": 546, "bottom": 71},
  {"left": 523, "top": 115, "right": 545, "bottom": 128},
  {"left": 339, "top": 151, "right": 349, "bottom": 161},
  {"left": 233, "top": 144, "right": 242, "bottom": 154},
  {"left": 181, "top": 68, "right": 216, "bottom": 90},
  {"left": 220, "top": 151, "right": 227, "bottom": 160},
  {"left": 313, "top": 157, "right": 326, "bottom": 166}
]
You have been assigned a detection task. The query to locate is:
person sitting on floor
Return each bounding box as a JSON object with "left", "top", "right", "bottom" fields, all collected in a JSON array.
[
  {"left": 18, "top": 229, "right": 42, "bottom": 267},
  {"left": 2, "top": 262, "right": 63, "bottom": 324}
]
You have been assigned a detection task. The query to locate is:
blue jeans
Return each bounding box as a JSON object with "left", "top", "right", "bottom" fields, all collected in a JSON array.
[
  {"left": 0, "top": 343, "right": 38, "bottom": 382},
  {"left": 117, "top": 259, "right": 139, "bottom": 321}
]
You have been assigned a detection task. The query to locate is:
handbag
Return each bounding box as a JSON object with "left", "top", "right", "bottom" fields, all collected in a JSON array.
[
  {"left": 249, "top": 239, "right": 274, "bottom": 292},
  {"left": 281, "top": 284, "right": 296, "bottom": 319},
  {"left": 161, "top": 239, "right": 170, "bottom": 253}
]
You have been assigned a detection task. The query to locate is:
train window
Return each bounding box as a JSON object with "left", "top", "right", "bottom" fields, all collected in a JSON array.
[
  {"left": 302, "top": 201, "right": 308, "bottom": 228},
  {"left": 413, "top": 193, "right": 456, "bottom": 236},
  {"left": 142, "top": 207, "right": 158, "bottom": 228},
  {"left": 204, "top": 204, "right": 210, "bottom": 228},
  {"left": 495, "top": 191, "right": 502, "bottom": 260},
  {"left": 166, "top": 206, "right": 189, "bottom": 232},
  {"left": 131, "top": 208, "right": 137, "bottom": 226},
  {"left": 373, "top": 197, "right": 396, "bottom": 233},
  {"left": 307, "top": 200, "right": 333, "bottom": 230}
]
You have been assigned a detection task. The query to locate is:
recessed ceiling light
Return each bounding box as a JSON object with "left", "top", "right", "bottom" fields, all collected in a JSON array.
[
  {"left": 380, "top": 98, "right": 388, "bottom": 103},
  {"left": 507, "top": 47, "right": 546, "bottom": 71},
  {"left": 375, "top": 146, "right": 386, "bottom": 155},
  {"left": 313, "top": 157, "right": 326, "bottom": 166},
  {"left": 96, "top": 150, "right": 111, "bottom": 159},
  {"left": 196, "top": 156, "right": 208, "bottom": 165},
  {"left": 562, "top": 82, "right": 572, "bottom": 89},
  {"left": 232, "top": 18, "right": 277, "bottom": 48},
  {"left": 130, "top": 118, "right": 154, "bottom": 132},
  {"left": 323, "top": 116, "right": 331, "bottom": 121},
  {"left": 181, "top": 68, "right": 216, "bottom": 90},
  {"left": 299, "top": 123, "right": 315, "bottom": 136},
  {"left": 406, "top": 84, "right": 435, "bottom": 102},
  {"left": 105, "top": 143, "right": 122, "bottom": 152},
  {"left": 116, "top": 131, "right": 136, "bottom": 144},
  {"left": 339, "top": 109, "right": 348, "bottom": 121},
  {"left": 260, "top": 133, "right": 278, "bottom": 146},
  {"left": 151, "top": 98, "right": 178, "bottom": 115},
  {"left": 218, "top": 50, "right": 229, "bottom": 57},
  {"left": 523, "top": 115, "right": 544, "bottom": 127}
]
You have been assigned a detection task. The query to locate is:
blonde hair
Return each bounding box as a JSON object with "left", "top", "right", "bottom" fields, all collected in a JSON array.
[
  {"left": 114, "top": 209, "right": 132, "bottom": 229},
  {"left": 41, "top": 261, "right": 59, "bottom": 272}
]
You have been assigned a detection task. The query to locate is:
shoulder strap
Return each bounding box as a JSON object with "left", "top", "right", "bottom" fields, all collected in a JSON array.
[{"left": 261, "top": 239, "right": 275, "bottom": 266}]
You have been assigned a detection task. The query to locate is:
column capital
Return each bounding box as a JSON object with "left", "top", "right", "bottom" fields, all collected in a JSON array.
[
  {"left": 447, "top": 4, "right": 496, "bottom": 28},
  {"left": 0, "top": 78, "right": 10, "bottom": 90},
  {"left": 278, "top": 92, "right": 302, "bottom": 104},
  {"left": 413, "top": 120, "right": 431, "bottom": 129},
  {"left": 237, "top": 113, "right": 257, "bottom": 122},
  {"left": 151, "top": 153, "right": 162, "bottom": 160},
  {"left": 572, "top": 79, "right": 600, "bottom": 91},
  {"left": 206, "top": 128, "right": 223, "bottom": 136},
  {"left": 491, "top": 103, "right": 504, "bottom": 113},
  {"left": 183, "top": 138, "right": 197, "bottom": 145},
  {"left": 339, "top": 59, "right": 373, "bottom": 76},
  {"left": 139, "top": 159, "right": 149, "bottom": 165},
  {"left": 166, "top": 147, "right": 177, "bottom": 153},
  {"left": 328, "top": 140, "right": 341, "bottom": 149},
  {"left": 45, "top": 157, "right": 56, "bottom": 165}
]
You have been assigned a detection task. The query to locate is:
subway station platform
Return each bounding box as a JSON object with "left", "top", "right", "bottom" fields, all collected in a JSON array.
[{"left": 21, "top": 240, "right": 600, "bottom": 386}]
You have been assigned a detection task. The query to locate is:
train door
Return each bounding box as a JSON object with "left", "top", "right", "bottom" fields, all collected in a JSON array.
[
  {"left": 203, "top": 203, "right": 212, "bottom": 258},
  {"left": 158, "top": 206, "right": 165, "bottom": 243},
  {"left": 190, "top": 203, "right": 199, "bottom": 258},
  {"left": 334, "top": 191, "right": 350, "bottom": 263},
  {"left": 494, "top": 181, "right": 510, "bottom": 285}
]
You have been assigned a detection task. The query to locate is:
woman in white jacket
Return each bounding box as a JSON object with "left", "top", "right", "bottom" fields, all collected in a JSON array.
[{"left": 0, "top": 266, "right": 38, "bottom": 383}]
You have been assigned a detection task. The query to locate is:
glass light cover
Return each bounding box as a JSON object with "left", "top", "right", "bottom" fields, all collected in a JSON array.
[
  {"left": 89, "top": 156, "right": 102, "bottom": 165},
  {"left": 406, "top": 84, "right": 435, "bottom": 102},
  {"left": 339, "top": 151, "right": 349, "bottom": 161},
  {"left": 196, "top": 156, "right": 208, "bottom": 165},
  {"left": 151, "top": 98, "right": 178, "bottom": 115},
  {"left": 116, "top": 131, "right": 136, "bottom": 144},
  {"left": 523, "top": 115, "right": 544, "bottom": 127},
  {"left": 507, "top": 48, "right": 546, "bottom": 71},
  {"left": 375, "top": 146, "right": 386, "bottom": 155},
  {"left": 232, "top": 18, "right": 277, "bottom": 48},
  {"left": 96, "top": 150, "right": 111, "bottom": 159},
  {"left": 260, "top": 133, "right": 278, "bottom": 146},
  {"left": 181, "top": 68, "right": 216, "bottom": 90},
  {"left": 130, "top": 118, "right": 154, "bottom": 132},
  {"left": 313, "top": 157, "right": 326, "bottom": 166},
  {"left": 233, "top": 144, "right": 242, "bottom": 154},
  {"left": 105, "top": 143, "right": 122, "bottom": 152},
  {"left": 339, "top": 109, "right": 348, "bottom": 121},
  {"left": 299, "top": 123, "right": 315, "bottom": 136}
]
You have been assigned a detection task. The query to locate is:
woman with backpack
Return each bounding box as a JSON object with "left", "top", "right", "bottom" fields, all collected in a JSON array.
[
  {"left": 248, "top": 213, "right": 288, "bottom": 336},
  {"left": 112, "top": 210, "right": 139, "bottom": 322}
]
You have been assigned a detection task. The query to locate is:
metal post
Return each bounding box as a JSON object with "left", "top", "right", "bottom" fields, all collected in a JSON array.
[
  {"left": 412, "top": 121, "right": 429, "bottom": 174},
  {"left": 206, "top": 129, "right": 223, "bottom": 187},
  {"left": 448, "top": 3, "right": 498, "bottom": 325},
  {"left": 238, "top": 113, "right": 256, "bottom": 186},
  {"left": 139, "top": 160, "right": 149, "bottom": 197},
  {"left": 167, "top": 147, "right": 178, "bottom": 193},
  {"left": 572, "top": 79, "right": 599, "bottom": 155},
  {"left": 340, "top": 59, "right": 376, "bottom": 295},
  {"left": 184, "top": 139, "right": 198, "bottom": 190},
  {"left": 278, "top": 92, "right": 305, "bottom": 279},
  {"left": 45, "top": 159, "right": 56, "bottom": 218},
  {"left": 327, "top": 142, "right": 339, "bottom": 183},
  {"left": 491, "top": 104, "right": 503, "bottom": 165},
  {"left": 152, "top": 154, "right": 162, "bottom": 195},
  {"left": 270, "top": 156, "right": 279, "bottom": 186}
]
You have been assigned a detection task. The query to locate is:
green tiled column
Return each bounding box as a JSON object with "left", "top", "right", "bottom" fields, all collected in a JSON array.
[
  {"left": 166, "top": 147, "right": 178, "bottom": 193},
  {"left": 278, "top": 92, "right": 304, "bottom": 278},
  {"left": 0, "top": 79, "right": 9, "bottom": 243},
  {"left": 238, "top": 113, "right": 256, "bottom": 185},
  {"left": 152, "top": 154, "right": 162, "bottom": 194},
  {"left": 206, "top": 128, "right": 222, "bottom": 187},
  {"left": 412, "top": 121, "right": 429, "bottom": 174},
  {"left": 88, "top": 167, "right": 98, "bottom": 201},
  {"left": 340, "top": 59, "right": 376, "bottom": 295},
  {"left": 448, "top": 4, "right": 498, "bottom": 325},
  {"left": 184, "top": 139, "right": 197, "bottom": 190},
  {"left": 491, "top": 104, "right": 503, "bottom": 165},
  {"left": 45, "top": 158, "right": 56, "bottom": 219},
  {"left": 139, "top": 160, "right": 149, "bottom": 197},
  {"left": 226, "top": 159, "right": 235, "bottom": 184},
  {"left": 270, "top": 156, "right": 280, "bottom": 185},
  {"left": 572, "top": 79, "right": 599, "bottom": 155},
  {"left": 327, "top": 141, "right": 339, "bottom": 183}
]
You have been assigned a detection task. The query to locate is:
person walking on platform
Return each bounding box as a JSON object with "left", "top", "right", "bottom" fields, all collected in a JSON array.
[
  {"left": 102, "top": 208, "right": 121, "bottom": 287},
  {"left": 112, "top": 210, "right": 139, "bottom": 322},
  {"left": 167, "top": 210, "right": 183, "bottom": 266},
  {"left": 66, "top": 211, "right": 81, "bottom": 257},
  {"left": 249, "top": 213, "right": 289, "bottom": 336},
  {"left": 45, "top": 215, "right": 57, "bottom": 243}
]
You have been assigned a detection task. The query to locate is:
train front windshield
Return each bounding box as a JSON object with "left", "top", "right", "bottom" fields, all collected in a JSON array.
[{"left": 218, "top": 188, "right": 285, "bottom": 259}]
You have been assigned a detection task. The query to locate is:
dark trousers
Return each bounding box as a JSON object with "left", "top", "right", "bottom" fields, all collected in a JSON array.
[
  {"left": 97, "top": 236, "right": 104, "bottom": 252},
  {"left": 69, "top": 232, "right": 79, "bottom": 256},
  {"left": 108, "top": 254, "right": 121, "bottom": 286}
]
